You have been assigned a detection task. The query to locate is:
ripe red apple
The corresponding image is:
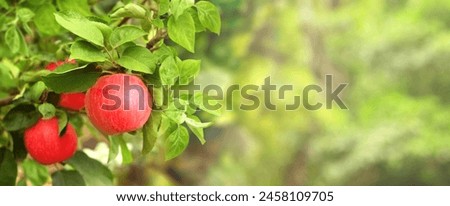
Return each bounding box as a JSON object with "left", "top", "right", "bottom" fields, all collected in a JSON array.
[
  {"left": 85, "top": 74, "right": 152, "bottom": 135},
  {"left": 58, "top": 93, "right": 86, "bottom": 111},
  {"left": 24, "top": 117, "right": 78, "bottom": 165},
  {"left": 46, "top": 60, "right": 86, "bottom": 111}
]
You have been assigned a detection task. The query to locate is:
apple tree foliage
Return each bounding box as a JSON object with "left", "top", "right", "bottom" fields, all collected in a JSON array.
[{"left": 0, "top": 0, "right": 221, "bottom": 186}]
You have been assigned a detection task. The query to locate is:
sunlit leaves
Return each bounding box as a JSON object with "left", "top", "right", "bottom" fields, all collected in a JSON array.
[
  {"left": 54, "top": 11, "right": 104, "bottom": 47},
  {"left": 195, "top": 1, "right": 221, "bottom": 34},
  {"left": 168, "top": 12, "right": 196, "bottom": 52},
  {"left": 70, "top": 40, "right": 107, "bottom": 62},
  {"left": 165, "top": 125, "right": 189, "bottom": 160}
]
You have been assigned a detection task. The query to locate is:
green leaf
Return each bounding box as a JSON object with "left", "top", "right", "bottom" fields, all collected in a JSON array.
[
  {"left": 3, "top": 104, "right": 40, "bottom": 132},
  {"left": 38, "top": 103, "right": 56, "bottom": 119},
  {"left": 70, "top": 40, "right": 107, "bottom": 62},
  {"left": 179, "top": 59, "right": 201, "bottom": 85},
  {"left": 170, "top": 0, "right": 194, "bottom": 19},
  {"left": 0, "top": 0, "right": 8, "bottom": 9},
  {"left": 165, "top": 110, "right": 186, "bottom": 125},
  {"left": 118, "top": 136, "right": 132, "bottom": 164},
  {"left": 52, "top": 170, "right": 86, "bottom": 186},
  {"left": 42, "top": 65, "right": 102, "bottom": 93},
  {"left": 90, "top": 20, "right": 113, "bottom": 41},
  {"left": 117, "top": 46, "right": 157, "bottom": 74},
  {"left": 55, "top": 110, "right": 68, "bottom": 136},
  {"left": 5, "top": 27, "right": 21, "bottom": 53},
  {"left": 142, "top": 112, "right": 161, "bottom": 155},
  {"left": 54, "top": 11, "right": 104, "bottom": 47},
  {"left": 17, "top": 8, "right": 35, "bottom": 23},
  {"left": 28, "top": 0, "right": 47, "bottom": 6},
  {"left": 192, "top": 93, "right": 221, "bottom": 116},
  {"left": 195, "top": 1, "right": 221, "bottom": 34},
  {"left": 57, "top": 0, "right": 91, "bottom": 16},
  {"left": 34, "top": 4, "right": 61, "bottom": 35},
  {"left": 11, "top": 132, "right": 27, "bottom": 161},
  {"left": 159, "top": 0, "right": 170, "bottom": 15},
  {"left": 22, "top": 159, "right": 49, "bottom": 186},
  {"left": 167, "top": 12, "right": 195, "bottom": 52},
  {"left": 185, "top": 115, "right": 212, "bottom": 128},
  {"left": 52, "top": 63, "right": 82, "bottom": 74},
  {"left": 0, "top": 148, "right": 17, "bottom": 186},
  {"left": 152, "top": 86, "right": 164, "bottom": 107},
  {"left": 187, "top": 8, "right": 205, "bottom": 32},
  {"left": 159, "top": 114, "right": 176, "bottom": 138},
  {"left": 185, "top": 115, "right": 210, "bottom": 144},
  {"left": 111, "top": 3, "right": 147, "bottom": 19},
  {"left": 66, "top": 151, "right": 113, "bottom": 186},
  {"left": 108, "top": 136, "right": 119, "bottom": 163},
  {"left": 0, "top": 61, "right": 18, "bottom": 89},
  {"left": 159, "top": 57, "right": 179, "bottom": 86},
  {"left": 165, "top": 125, "right": 189, "bottom": 160},
  {"left": 110, "top": 25, "right": 147, "bottom": 48},
  {"left": 25, "top": 81, "right": 47, "bottom": 102}
]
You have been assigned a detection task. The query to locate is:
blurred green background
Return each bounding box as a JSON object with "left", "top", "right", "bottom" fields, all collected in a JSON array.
[{"left": 122, "top": 0, "right": 449, "bottom": 186}]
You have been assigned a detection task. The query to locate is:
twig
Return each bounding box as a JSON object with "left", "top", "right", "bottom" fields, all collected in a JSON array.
[
  {"left": 0, "top": 96, "right": 15, "bottom": 107},
  {"left": 146, "top": 29, "right": 168, "bottom": 51},
  {"left": 118, "top": 17, "right": 131, "bottom": 26}
]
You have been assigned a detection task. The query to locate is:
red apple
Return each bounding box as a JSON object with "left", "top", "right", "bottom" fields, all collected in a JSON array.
[
  {"left": 58, "top": 93, "right": 86, "bottom": 111},
  {"left": 24, "top": 117, "right": 78, "bottom": 165},
  {"left": 46, "top": 60, "right": 86, "bottom": 111},
  {"left": 85, "top": 74, "right": 152, "bottom": 135}
]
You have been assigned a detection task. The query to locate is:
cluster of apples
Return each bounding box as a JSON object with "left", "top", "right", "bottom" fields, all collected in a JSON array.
[{"left": 24, "top": 60, "right": 152, "bottom": 165}]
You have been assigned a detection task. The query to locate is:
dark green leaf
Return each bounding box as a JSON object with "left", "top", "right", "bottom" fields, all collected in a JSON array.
[
  {"left": 42, "top": 65, "right": 102, "bottom": 93},
  {"left": 3, "top": 104, "right": 40, "bottom": 131},
  {"left": 159, "top": 56, "right": 179, "bottom": 86},
  {"left": 0, "top": 148, "right": 17, "bottom": 186},
  {"left": 54, "top": 11, "right": 104, "bottom": 47},
  {"left": 196, "top": 1, "right": 221, "bottom": 34},
  {"left": 117, "top": 46, "right": 157, "bottom": 74},
  {"left": 57, "top": 0, "right": 91, "bottom": 16},
  {"left": 34, "top": 4, "right": 61, "bottom": 35},
  {"left": 70, "top": 40, "right": 107, "bottom": 62},
  {"left": 66, "top": 151, "right": 113, "bottom": 186},
  {"left": 11, "top": 132, "right": 27, "bottom": 161},
  {"left": 38, "top": 103, "right": 56, "bottom": 119},
  {"left": 167, "top": 12, "right": 196, "bottom": 52},
  {"left": 52, "top": 170, "right": 86, "bottom": 186},
  {"left": 165, "top": 125, "right": 189, "bottom": 160},
  {"left": 179, "top": 59, "right": 201, "bottom": 85},
  {"left": 22, "top": 159, "right": 49, "bottom": 186},
  {"left": 55, "top": 110, "right": 68, "bottom": 136},
  {"left": 110, "top": 25, "right": 147, "bottom": 48}
]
